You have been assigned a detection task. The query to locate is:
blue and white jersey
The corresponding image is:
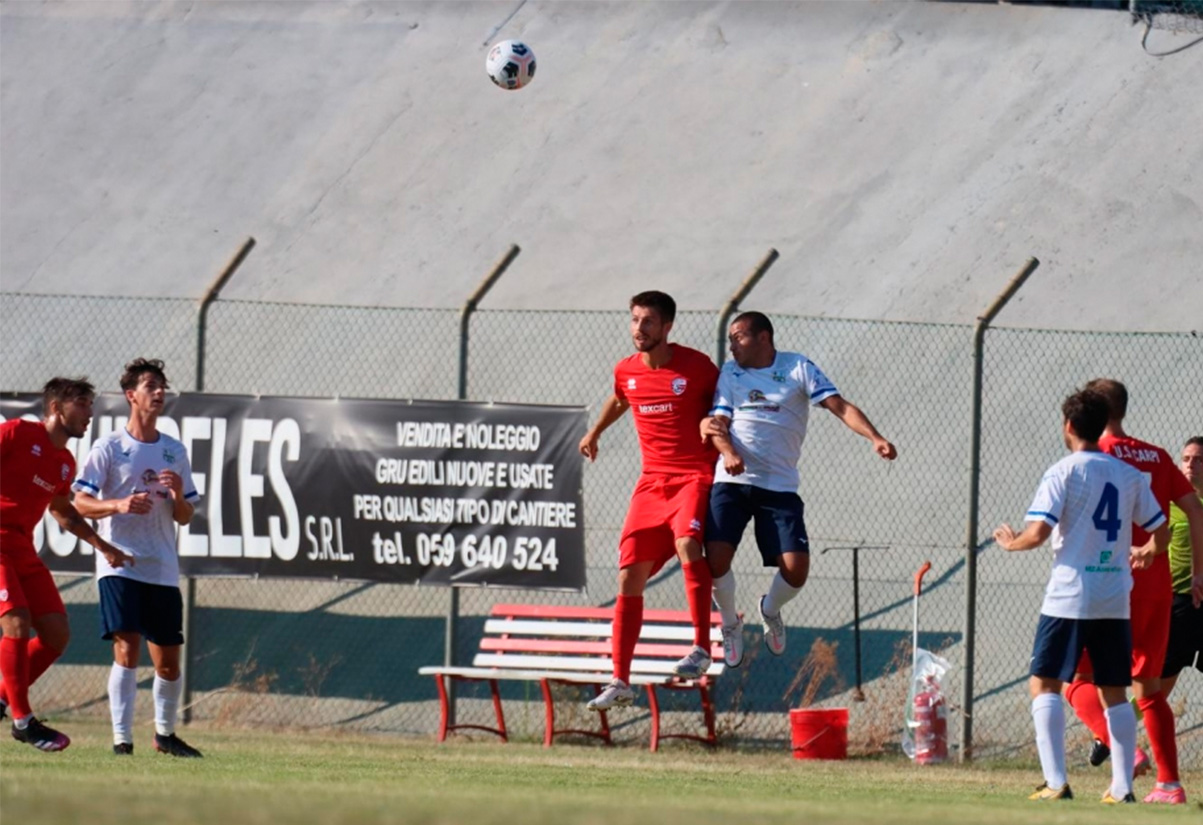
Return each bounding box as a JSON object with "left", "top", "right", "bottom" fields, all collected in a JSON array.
[
  {"left": 1025, "top": 450, "right": 1165, "bottom": 620},
  {"left": 73, "top": 429, "right": 199, "bottom": 587},
  {"left": 710, "top": 351, "right": 840, "bottom": 492}
]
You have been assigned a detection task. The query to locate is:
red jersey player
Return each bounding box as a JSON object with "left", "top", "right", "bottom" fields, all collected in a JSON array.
[
  {"left": 1063, "top": 378, "right": 1203, "bottom": 804},
  {"left": 0, "top": 377, "right": 131, "bottom": 752},
  {"left": 578, "top": 291, "right": 719, "bottom": 711}
]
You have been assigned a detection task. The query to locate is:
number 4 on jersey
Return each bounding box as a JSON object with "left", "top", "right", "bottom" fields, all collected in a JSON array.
[{"left": 1091, "top": 482, "right": 1121, "bottom": 543}]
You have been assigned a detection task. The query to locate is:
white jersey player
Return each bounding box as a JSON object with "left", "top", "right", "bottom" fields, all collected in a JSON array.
[
  {"left": 994, "top": 387, "right": 1168, "bottom": 804},
  {"left": 702, "top": 312, "right": 896, "bottom": 667},
  {"left": 72, "top": 359, "right": 204, "bottom": 759}
]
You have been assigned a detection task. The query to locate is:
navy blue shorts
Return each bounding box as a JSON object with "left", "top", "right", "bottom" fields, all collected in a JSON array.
[
  {"left": 98, "top": 577, "right": 185, "bottom": 646},
  {"left": 705, "top": 482, "right": 809, "bottom": 566},
  {"left": 1029, "top": 614, "right": 1131, "bottom": 686}
]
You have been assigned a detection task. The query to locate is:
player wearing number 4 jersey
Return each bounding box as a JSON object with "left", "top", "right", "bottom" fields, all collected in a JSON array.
[
  {"left": 1061, "top": 379, "right": 1203, "bottom": 805},
  {"left": 995, "top": 387, "right": 1167, "bottom": 805},
  {"left": 578, "top": 292, "right": 719, "bottom": 711}
]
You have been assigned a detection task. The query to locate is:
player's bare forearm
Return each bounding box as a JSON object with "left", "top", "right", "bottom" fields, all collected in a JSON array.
[
  {"left": 72, "top": 491, "right": 116, "bottom": 519},
  {"left": 821, "top": 396, "right": 897, "bottom": 460},
  {"left": 579, "top": 394, "right": 629, "bottom": 461},
  {"left": 49, "top": 496, "right": 135, "bottom": 567},
  {"left": 993, "top": 521, "right": 1051, "bottom": 552},
  {"left": 48, "top": 498, "right": 103, "bottom": 544},
  {"left": 172, "top": 497, "right": 195, "bottom": 525}
]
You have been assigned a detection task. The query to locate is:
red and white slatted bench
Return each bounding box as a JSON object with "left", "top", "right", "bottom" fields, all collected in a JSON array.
[{"left": 418, "top": 603, "right": 726, "bottom": 752}]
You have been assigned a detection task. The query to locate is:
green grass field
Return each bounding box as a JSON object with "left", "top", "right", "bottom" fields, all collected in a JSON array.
[{"left": 3, "top": 717, "right": 1201, "bottom": 824}]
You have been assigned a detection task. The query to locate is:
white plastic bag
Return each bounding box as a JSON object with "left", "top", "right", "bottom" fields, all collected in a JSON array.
[{"left": 902, "top": 647, "right": 950, "bottom": 761}]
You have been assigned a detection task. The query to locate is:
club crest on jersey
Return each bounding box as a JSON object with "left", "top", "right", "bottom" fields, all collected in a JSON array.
[
  {"left": 61, "top": 463, "right": 70, "bottom": 480},
  {"left": 31, "top": 444, "right": 42, "bottom": 457},
  {"left": 0, "top": 590, "right": 8, "bottom": 602},
  {"left": 162, "top": 449, "right": 177, "bottom": 464},
  {"left": 671, "top": 378, "right": 687, "bottom": 395},
  {"left": 771, "top": 371, "right": 787, "bottom": 383}
]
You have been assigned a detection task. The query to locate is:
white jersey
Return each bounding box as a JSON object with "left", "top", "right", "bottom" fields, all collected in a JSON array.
[
  {"left": 710, "top": 351, "right": 840, "bottom": 492},
  {"left": 1025, "top": 450, "right": 1165, "bottom": 620},
  {"left": 73, "top": 429, "right": 199, "bottom": 587}
]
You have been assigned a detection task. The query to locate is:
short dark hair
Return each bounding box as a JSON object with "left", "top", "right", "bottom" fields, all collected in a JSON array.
[
  {"left": 629, "top": 291, "right": 676, "bottom": 324},
  {"left": 1062, "top": 388, "right": 1110, "bottom": 443},
  {"left": 732, "top": 311, "right": 774, "bottom": 341},
  {"left": 120, "top": 358, "right": 170, "bottom": 393},
  {"left": 42, "top": 377, "right": 95, "bottom": 415},
  {"left": 1185, "top": 436, "right": 1203, "bottom": 450},
  {"left": 1083, "top": 378, "right": 1127, "bottom": 420}
]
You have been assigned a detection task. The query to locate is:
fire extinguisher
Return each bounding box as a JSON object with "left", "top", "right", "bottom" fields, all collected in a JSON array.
[{"left": 913, "top": 675, "right": 948, "bottom": 765}]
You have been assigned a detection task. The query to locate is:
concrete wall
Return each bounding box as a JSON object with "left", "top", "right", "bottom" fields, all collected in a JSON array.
[{"left": 3, "top": 1, "right": 1200, "bottom": 330}]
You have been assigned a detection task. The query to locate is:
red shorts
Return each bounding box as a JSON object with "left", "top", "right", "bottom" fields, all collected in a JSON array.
[
  {"left": 619, "top": 473, "right": 711, "bottom": 574},
  {"left": 1077, "top": 598, "right": 1171, "bottom": 681},
  {"left": 0, "top": 549, "right": 66, "bottom": 619}
]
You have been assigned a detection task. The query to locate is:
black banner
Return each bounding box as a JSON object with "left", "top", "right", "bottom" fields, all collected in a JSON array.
[{"left": 1, "top": 394, "right": 586, "bottom": 591}]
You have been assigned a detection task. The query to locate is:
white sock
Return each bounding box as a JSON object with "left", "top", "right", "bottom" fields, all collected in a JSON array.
[
  {"left": 109, "top": 663, "right": 137, "bottom": 745},
  {"left": 1031, "top": 692, "right": 1067, "bottom": 790},
  {"left": 154, "top": 674, "right": 183, "bottom": 737},
  {"left": 13, "top": 715, "right": 30, "bottom": 730},
  {"left": 1105, "top": 701, "right": 1137, "bottom": 799},
  {"left": 712, "top": 571, "right": 739, "bottom": 626},
  {"left": 761, "top": 571, "right": 802, "bottom": 616}
]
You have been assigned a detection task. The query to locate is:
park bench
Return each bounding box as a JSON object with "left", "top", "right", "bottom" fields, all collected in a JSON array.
[{"left": 418, "top": 603, "right": 727, "bottom": 751}]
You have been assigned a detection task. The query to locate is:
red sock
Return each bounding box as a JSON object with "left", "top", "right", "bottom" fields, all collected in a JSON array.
[
  {"left": 681, "top": 559, "right": 714, "bottom": 649},
  {"left": 0, "top": 637, "right": 63, "bottom": 708},
  {"left": 0, "top": 636, "right": 32, "bottom": 719},
  {"left": 1065, "top": 678, "right": 1110, "bottom": 744},
  {"left": 25, "top": 637, "right": 62, "bottom": 689},
  {"left": 1138, "top": 692, "right": 1179, "bottom": 783},
  {"left": 611, "top": 595, "right": 643, "bottom": 684}
]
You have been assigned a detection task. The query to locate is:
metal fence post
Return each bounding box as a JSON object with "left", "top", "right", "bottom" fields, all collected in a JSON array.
[
  {"left": 448, "top": 243, "right": 521, "bottom": 726},
  {"left": 183, "top": 236, "right": 255, "bottom": 723},
  {"left": 715, "top": 249, "right": 779, "bottom": 365},
  {"left": 961, "top": 256, "right": 1039, "bottom": 761}
]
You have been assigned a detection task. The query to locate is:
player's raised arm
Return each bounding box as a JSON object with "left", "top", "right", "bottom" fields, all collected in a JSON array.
[
  {"left": 818, "top": 395, "right": 897, "bottom": 460},
  {"left": 579, "top": 393, "right": 630, "bottom": 462}
]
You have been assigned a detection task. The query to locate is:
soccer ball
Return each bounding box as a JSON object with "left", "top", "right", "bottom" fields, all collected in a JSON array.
[{"left": 486, "top": 40, "right": 536, "bottom": 90}]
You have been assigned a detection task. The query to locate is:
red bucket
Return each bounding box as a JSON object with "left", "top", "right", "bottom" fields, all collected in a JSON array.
[{"left": 789, "top": 707, "right": 848, "bottom": 760}]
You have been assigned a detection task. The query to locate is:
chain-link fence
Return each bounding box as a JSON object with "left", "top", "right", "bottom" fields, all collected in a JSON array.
[
  {"left": 2, "top": 294, "right": 1201, "bottom": 763},
  {"left": 1132, "top": 0, "right": 1203, "bottom": 33}
]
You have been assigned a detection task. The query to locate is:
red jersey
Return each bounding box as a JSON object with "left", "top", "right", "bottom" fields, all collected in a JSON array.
[
  {"left": 0, "top": 418, "right": 75, "bottom": 554},
  {"left": 614, "top": 344, "right": 718, "bottom": 475},
  {"left": 1100, "top": 433, "right": 1194, "bottom": 603}
]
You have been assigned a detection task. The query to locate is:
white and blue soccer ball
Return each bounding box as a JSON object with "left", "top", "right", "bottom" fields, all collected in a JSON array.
[{"left": 486, "top": 40, "right": 536, "bottom": 90}]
